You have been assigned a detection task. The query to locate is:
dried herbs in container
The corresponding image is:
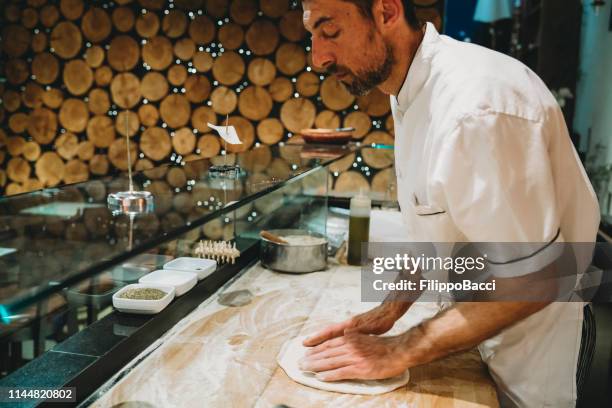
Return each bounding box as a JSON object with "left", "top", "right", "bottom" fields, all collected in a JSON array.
[{"left": 119, "top": 287, "right": 167, "bottom": 300}]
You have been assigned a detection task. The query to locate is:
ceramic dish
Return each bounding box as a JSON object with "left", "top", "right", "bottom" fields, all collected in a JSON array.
[
  {"left": 112, "top": 283, "right": 175, "bottom": 314},
  {"left": 139, "top": 269, "right": 197, "bottom": 296},
  {"left": 163, "top": 257, "right": 217, "bottom": 280}
]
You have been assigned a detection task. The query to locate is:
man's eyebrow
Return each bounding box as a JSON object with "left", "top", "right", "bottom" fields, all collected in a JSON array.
[{"left": 313, "top": 16, "right": 333, "bottom": 29}]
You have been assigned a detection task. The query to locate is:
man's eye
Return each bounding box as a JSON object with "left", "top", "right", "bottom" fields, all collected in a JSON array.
[{"left": 323, "top": 30, "right": 340, "bottom": 40}]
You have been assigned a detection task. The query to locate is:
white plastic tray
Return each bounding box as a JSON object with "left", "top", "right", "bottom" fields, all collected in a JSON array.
[
  {"left": 163, "top": 257, "right": 217, "bottom": 280},
  {"left": 139, "top": 269, "right": 197, "bottom": 296},
  {"left": 112, "top": 283, "right": 175, "bottom": 314}
]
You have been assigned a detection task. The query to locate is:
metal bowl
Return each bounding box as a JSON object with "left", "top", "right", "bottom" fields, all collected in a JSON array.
[{"left": 260, "top": 229, "right": 328, "bottom": 273}]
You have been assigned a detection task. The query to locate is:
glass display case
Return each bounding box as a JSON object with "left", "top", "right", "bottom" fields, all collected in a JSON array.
[
  {"left": 0, "top": 142, "right": 398, "bottom": 406},
  {"left": 0, "top": 143, "right": 364, "bottom": 403},
  {"left": 0, "top": 144, "right": 344, "bottom": 311}
]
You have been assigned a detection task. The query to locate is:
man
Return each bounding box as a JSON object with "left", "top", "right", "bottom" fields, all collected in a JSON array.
[{"left": 300, "top": 0, "right": 600, "bottom": 406}]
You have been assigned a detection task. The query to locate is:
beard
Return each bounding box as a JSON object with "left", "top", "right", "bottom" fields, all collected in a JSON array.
[{"left": 327, "top": 42, "right": 394, "bottom": 97}]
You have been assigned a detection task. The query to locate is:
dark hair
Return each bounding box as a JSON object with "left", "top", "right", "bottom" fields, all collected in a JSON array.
[{"left": 342, "top": 0, "right": 421, "bottom": 29}]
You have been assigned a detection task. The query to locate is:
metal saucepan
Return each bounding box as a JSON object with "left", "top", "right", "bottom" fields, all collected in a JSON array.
[{"left": 260, "top": 229, "right": 328, "bottom": 273}]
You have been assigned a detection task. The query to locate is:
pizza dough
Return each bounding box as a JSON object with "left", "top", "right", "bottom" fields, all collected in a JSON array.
[{"left": 277, "top": 336, "right": 410, "bottom": 395}]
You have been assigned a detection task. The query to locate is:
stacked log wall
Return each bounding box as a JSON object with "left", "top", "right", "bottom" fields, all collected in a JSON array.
[{"left": 0, "top": 0, "right": 444, "bottom": 197}]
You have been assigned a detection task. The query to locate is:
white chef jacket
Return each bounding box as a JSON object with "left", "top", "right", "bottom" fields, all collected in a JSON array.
[{"left": 391, "top": 23, "right": 600, "bottom": 407}]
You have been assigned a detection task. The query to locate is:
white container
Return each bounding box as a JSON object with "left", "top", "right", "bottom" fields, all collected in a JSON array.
[
  {"left": 112, "top": 284, "right": 175, "bottom": 314},
  {"left": 139, "top": 269, "right": 198, "bottom": 296},
  {"left": 163, "top": 257, "right": 217, "bottom": 280}
]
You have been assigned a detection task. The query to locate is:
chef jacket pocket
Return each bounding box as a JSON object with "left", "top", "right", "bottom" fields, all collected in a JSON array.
[
  {"left": 412, "top": 193, "right": 446, "bottom": 216},
  {"left": 414, "top": 204, "right": 446, "bottom": 216},
  {"left": 411, "top": 199, "right": 460, "bottom": 242}
]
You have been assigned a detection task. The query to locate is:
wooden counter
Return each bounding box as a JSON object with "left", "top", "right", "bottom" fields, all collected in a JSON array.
[{"left": 92, "top": 263, "right": 499, "bottom": 407}]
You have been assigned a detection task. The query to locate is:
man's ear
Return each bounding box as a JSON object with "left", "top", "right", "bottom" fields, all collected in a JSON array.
[{"left": 377, "top": 0, "right": 403, "bottom": 27}]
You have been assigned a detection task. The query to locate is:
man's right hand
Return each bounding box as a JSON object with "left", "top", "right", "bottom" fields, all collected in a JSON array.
[{"left": 302, "top": 301, "right": 411, "bottom": 347}]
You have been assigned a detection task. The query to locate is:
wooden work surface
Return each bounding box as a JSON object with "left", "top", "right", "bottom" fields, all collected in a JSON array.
[{"left": 92, "top": 263, "right": 499, "bottom": 408}]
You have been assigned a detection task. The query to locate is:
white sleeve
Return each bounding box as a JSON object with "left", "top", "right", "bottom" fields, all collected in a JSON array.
[{"left": 436, "top": 112, "right": 563, "bottom": 277}]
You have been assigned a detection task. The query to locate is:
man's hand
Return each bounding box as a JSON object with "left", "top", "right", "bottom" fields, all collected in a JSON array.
[
  {"left": 299, "top": 331, "right": 411, "bottom": 381},
  {"left": 302, "top": 301, "right": 411, "bottom": 347},
  {"left": 299, "top": 301, "right": 551, "bottom": 383}
]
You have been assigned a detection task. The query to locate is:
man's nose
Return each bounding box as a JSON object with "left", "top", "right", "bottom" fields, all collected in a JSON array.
[{"left": 311, "top": 38, "right": 334, "bottom": 71}]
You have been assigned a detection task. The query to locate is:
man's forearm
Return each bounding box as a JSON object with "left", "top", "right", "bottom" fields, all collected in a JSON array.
[
  {"left": 399, "top": 260, "right": 560, "bottom": 366},
  {"left": 380, "top": 299, "right": 412, "bottom": 320},
  {"left": 380, "top": 265, "right": 424, "bottom": 319},
  {"left": 400, "top": 301, "right": 550, "bottom": 367}
]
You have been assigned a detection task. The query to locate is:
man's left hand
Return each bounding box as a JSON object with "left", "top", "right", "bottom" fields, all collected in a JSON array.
[{"left": 299, "top": 330, "right": 409, "bottom": 381}]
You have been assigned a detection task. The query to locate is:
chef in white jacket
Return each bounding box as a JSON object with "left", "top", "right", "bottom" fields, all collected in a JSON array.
[{"left": 300, "top": 0, "right": 600, "bottom": 406}]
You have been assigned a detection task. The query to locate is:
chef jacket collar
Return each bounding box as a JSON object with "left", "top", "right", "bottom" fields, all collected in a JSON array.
[{"left": 394, "top": 22, "right": 440, "bottom": 115}]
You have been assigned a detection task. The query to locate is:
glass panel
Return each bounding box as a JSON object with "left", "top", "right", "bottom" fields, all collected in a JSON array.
[
  {"left": 234, "top": 165, "right": 329, "bottom": 243},
  {"left": 328, "top": 145, "right": 397, "bottom": 205},
  {"left": 0, "top": 144, "right": 355, "bottom": 314}
]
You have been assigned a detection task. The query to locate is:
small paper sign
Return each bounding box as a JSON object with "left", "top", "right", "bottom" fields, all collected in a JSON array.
[{"left": 207, "top": 123, "right": 243, "bottom": 145}]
